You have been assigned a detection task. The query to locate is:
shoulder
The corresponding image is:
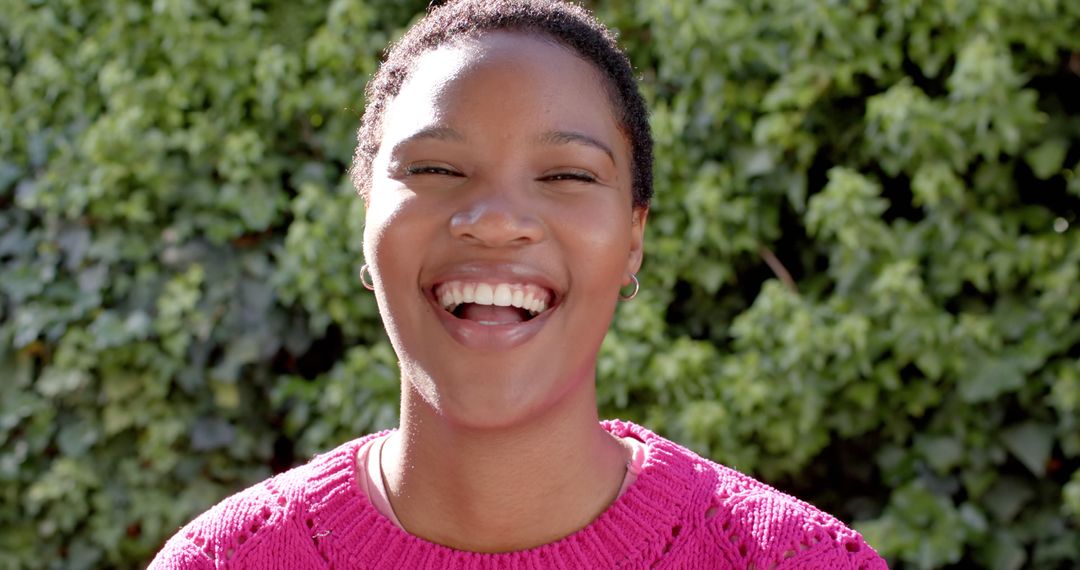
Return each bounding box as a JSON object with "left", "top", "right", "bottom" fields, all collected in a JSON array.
[
  {"left": 703, "top": 460, "right": 887, "bottom": 569},
  {"left": 610, "top": 421, "right": 888, "bottom": 569},
  {"left": 148, "top": 433, "right": 384, "bottom": 569}
]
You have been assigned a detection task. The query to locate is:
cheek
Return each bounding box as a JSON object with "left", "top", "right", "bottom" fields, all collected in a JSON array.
[
  {"left": 364, "top": 199, "right": 421, "bottom": 313},
  {"left": 362, "top": 192, "right": 430, "bottom": 348},
  {"left": 363, "top": 189, "right": 418, "bottom": 269},
  {"left": 557, "top": 199, "right": 634, "bottom": 284}
]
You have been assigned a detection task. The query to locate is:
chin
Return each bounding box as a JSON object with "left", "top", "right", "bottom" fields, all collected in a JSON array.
[{"left": 442, "top": 401, "right": 546, "bottom": 432}]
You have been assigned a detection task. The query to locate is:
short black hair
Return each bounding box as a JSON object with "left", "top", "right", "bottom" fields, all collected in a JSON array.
[{"left": 351, "top": 0, "right": 653, "bottom": 208}]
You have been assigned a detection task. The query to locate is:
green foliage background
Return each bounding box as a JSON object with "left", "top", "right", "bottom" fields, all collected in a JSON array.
[{"left": 2, "top": 0, "right": 1078, "bottom": 568}]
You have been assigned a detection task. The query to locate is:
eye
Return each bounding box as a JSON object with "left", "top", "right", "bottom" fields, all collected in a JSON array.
[
  {"left": 540, "top": 170, "right": 598, "bottom": 183},
  {"left": 405, "top": 164, "right": 462, "bottom": 177}
]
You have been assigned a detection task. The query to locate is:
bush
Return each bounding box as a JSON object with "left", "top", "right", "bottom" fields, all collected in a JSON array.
[{"left": 2, "top": 0, "right": 1078, "bottom": 567}]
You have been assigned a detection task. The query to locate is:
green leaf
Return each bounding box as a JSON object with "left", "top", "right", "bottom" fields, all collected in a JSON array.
[
  {"left": 984, "top": 477, "right": 1034, "bottom": 522},
  {"left": 1024, "top": 138, "right": 1068, "bottom": 180},
  {"left": 1065, "top": 470, "right": 1080, "bottom": 519},
  {"left": 984, "top": 530, "right": 1027, "bottom": 570},
  {"left": 1000, "top": 422, "right": 1054, "bottom": 477},
  {"left": 959, "top": 357, "right": 1025, "bottom": 403},
  {"left": 919, "top": 435, "right": 964, "bottom": 473}
]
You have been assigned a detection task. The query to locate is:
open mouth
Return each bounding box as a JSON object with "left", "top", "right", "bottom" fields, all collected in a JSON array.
[{"left": 433, "top": 281, "right": 555, "bottom": 325}]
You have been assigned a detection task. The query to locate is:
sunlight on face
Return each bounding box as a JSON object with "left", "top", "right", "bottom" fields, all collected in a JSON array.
[{"left": 364, "top": 32, "right": 646, "bottom": 429}]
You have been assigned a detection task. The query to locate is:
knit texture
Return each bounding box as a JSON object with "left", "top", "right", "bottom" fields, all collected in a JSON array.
[{"left": 150, "top": 421, "right": 888, "bottom": 569}]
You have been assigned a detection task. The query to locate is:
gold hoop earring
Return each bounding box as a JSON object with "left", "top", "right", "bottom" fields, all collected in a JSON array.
[
  {"left": 619, "top": 273, "right": 639, "bottom": 301},
  {"left": 359, "top": 264, "right": 375, "bottom": 291}
]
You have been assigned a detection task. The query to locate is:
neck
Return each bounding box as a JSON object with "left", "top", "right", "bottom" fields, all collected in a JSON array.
[{"left": 381, "top": 382, "right": 629, "bottom": 553}]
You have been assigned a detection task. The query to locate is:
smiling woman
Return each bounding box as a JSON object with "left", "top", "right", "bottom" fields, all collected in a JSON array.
[{"left": 150, "top": 1, "right": 887, "bottom": 568}]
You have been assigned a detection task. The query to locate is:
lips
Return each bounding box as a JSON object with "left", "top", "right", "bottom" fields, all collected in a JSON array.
[
  {"left": 434, "top": 281, "right": 553, "bottom": 321},
  {"left": 425, "top": 267, "right": 561, "bottom": 350}
]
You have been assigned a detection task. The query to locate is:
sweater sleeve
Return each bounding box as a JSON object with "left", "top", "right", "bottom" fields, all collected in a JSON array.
[
  {"left": 713, "top": 477, "right": 889, "bottom": 569},
  {"left": 147, "top": 533, "right": 216, "bottom": 570},
  {"left": 144, "top": 471, "right": 327, "bottom": 570},
  {"left": 773, "top": 525, "right": 888, "bottom": 570}
]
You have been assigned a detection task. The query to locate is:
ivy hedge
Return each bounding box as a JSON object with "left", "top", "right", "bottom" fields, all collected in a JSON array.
[{"left": 2, "top": 0, "right": 1078, "bottom": 568}]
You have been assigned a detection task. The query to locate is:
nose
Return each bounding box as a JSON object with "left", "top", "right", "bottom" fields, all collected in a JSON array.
[{"left": 449, "top": 185, "right": 545, "bottom": 247}]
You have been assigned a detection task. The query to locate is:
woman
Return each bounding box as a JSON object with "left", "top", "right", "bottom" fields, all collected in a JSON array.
[{"left": 152, "top": 1, "right": 887, "bottom": 567}]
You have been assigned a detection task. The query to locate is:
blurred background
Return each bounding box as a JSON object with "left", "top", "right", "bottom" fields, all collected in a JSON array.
[{"left": 2, "top": 0, "right": 1078, "bottom": 568}]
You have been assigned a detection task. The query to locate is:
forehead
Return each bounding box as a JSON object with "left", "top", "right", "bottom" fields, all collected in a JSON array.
[{"left": 380, "top": 31, "right": 623, "bottom": 148}]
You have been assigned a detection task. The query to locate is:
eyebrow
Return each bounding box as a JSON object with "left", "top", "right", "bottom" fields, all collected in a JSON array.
[
  {"left": 389, "top": 126, "right": 615, "bottom": 164},
  {"left": 390, "top": 125, "right": 466, "bottom": 155},
  {"left": 537, "top": 130, "right": 615, "bottom": 164}
]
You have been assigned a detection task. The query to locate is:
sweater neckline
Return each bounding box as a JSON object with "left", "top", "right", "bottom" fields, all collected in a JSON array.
[
  {"left": 357, "top": 431, "right": 649, "bottom": 532},
  {"left": 303, "top": 420, "right": 699, "bottom": 567}
]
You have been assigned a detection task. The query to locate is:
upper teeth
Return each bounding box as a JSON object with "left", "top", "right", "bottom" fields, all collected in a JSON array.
[{"left": 435, "top": 281, "right": 551, "bottom": 315}]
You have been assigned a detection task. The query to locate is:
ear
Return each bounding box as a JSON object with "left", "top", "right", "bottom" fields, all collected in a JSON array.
[{"left": 624, "top": 206, "right": 648, "bottom": 283}]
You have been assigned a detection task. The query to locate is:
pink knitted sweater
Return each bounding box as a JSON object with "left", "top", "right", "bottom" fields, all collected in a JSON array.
[{"left": 150, "top": 421, "right": 887, "bottom": 569}]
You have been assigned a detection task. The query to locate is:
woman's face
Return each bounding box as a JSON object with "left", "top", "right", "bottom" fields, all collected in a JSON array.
[{"left": 364, "top": 31, "right": 646, "bottom": 429}]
